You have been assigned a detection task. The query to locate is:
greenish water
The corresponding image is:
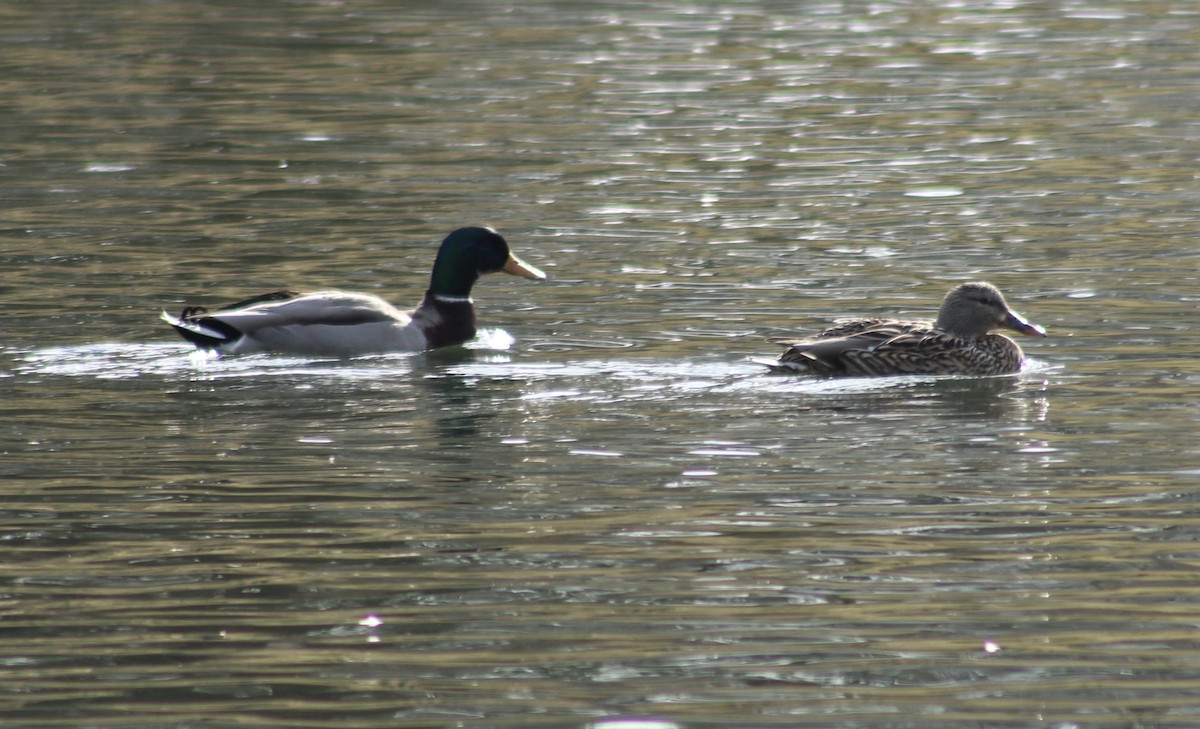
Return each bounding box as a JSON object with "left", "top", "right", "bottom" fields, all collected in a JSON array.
[{"left": 3, "top": 2, "right": 1200, "bottom": 727}]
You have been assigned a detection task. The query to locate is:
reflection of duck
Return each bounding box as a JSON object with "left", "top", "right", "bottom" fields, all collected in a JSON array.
[
  {"left": 752, "top": 282, "right": 1046, "bottom": 377},
  {"left": 162, "top": 226, "right": 545, "bottom": 357}
]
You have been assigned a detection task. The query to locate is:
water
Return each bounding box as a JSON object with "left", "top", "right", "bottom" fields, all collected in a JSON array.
[{"left": 3, "top": 1, "right": 1200, "bottom": 727}]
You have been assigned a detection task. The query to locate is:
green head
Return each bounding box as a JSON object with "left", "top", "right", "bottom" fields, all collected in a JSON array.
[{"left": 428, "top": 226, "right": 545, "bottom": 298}]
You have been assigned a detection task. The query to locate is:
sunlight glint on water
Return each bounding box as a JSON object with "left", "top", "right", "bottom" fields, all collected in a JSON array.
[{"left": 2, "top": 1, "right": 1200, "bottom": 727}]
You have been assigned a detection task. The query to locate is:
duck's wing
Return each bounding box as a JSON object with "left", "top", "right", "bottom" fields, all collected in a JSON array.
[
  {"left": 818, "top": 318, "right": 921, "bottom": 339},
  {"left": 767, "top": 318, "right": 928, "bottom": 345},
  {"left": 212, "top": 290, "right": 302, "bottom": 312},
  {"left": 212, "top": 291, "right": 408, "bottom": 327},
  {"left": 162, "top": 291, "right": 303, "bottom": 348},
  {"left": 763, "top": 318, "right": 960, "bottom": 376},
  {"left": 168, "top": 291, "right": 423, "bottom": 356},
  {"left": 763, "top": 323, "right": 912, "bottom": 376},
  {"left": 836, "top": 329, "right": 960, "bottom": 376},
  {"left": 838, "top": 329, "right": 1025, "bottom": 376}
]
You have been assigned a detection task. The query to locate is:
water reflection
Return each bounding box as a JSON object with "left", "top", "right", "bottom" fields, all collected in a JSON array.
[
  {"left": 418, "top": 368, "right": 492, "bottom": 442},
  {"left": 4, "top": 0, "right": 1200, "bottom": 727}
]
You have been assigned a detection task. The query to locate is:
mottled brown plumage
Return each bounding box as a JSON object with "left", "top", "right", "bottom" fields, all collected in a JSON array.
[{"left": 753, "top": 282, "right": 1046, "bottom": 377}]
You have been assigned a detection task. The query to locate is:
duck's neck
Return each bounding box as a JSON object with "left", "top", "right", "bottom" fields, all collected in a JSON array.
[
  {"left": 428, "top": 248, "right": 481, "bottom": 299},
  {"left": 934, "top": 313, "right": 983, "bottom": 340},
  {"left": 431, "top": 293, "right": 472, "bottom": 304}
]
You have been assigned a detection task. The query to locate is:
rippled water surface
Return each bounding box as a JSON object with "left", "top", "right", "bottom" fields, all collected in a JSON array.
[{"left": 4, "top": 2, "right": 1200, "bottom": 727}]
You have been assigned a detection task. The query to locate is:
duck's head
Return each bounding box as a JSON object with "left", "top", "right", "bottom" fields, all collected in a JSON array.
[
  {"left": 936, "top": 281, "right": 1047, "bottom": 339},
  {"left": 429, "top": 226, "right": 546, "bottom": 298}
]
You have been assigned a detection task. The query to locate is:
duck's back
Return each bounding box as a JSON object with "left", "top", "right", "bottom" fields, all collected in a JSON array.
[
  {"left": 840, "top": 330, "right": 1026, "bottom": 376},
  {"left": 210, "top": 291, "right": 426, "bottom": 356}
]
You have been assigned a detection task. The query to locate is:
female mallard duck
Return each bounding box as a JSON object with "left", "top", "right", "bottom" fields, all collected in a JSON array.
[
  {"left": 753, "top": 281, "right": 1046, "bottom": 377},
  {"left": 161, "top": 226, "right": 545, "bottom": 357}
]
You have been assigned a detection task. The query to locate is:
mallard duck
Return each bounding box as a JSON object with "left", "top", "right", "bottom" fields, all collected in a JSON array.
[
  {"left": 161, "top": 226, "right": 545, "bottom": 357},
  {"left": 752, "top": 281, "right": 1046, "bottom": 377}
]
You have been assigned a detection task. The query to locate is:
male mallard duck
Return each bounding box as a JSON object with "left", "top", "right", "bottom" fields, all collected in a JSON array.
[
  {"left": 161, "top": 226, "right": 545, "bottom": 357},
  {"left": 752, "top": 281, "right": 1046, "bottom": 377}
]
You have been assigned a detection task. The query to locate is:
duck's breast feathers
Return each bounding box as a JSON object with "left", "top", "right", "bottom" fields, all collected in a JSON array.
[{"left": 408, "top": 292, "right": 478, "bottom": 350}]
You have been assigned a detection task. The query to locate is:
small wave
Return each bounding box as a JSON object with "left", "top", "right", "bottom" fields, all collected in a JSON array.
[{"left": 13, "top": 328, "right": 519, "bottom": 382}]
